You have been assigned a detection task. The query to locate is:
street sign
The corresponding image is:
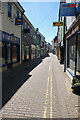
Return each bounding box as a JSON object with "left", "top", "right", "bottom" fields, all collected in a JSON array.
[
  {"left": 53, "top": 22, "right": 63, "bottom": 26},
  {"left": 15, "top": 18, "right": 23, "bottom": 25},
  {"left": 61, "top": 3, "right": 76, "bottom": 16}
]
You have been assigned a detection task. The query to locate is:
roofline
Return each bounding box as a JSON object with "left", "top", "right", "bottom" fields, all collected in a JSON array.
[
  {"left": 17, "top": 2, "right": 25, "bottom": 12},
  {"left": 14, "top": 1, "right": 25, "bottom": 13},
  {"left": 23, "top": 14, "right": 36, "bottom": 31}
]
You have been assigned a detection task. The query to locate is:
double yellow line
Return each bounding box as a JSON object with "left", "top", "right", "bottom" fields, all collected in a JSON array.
[{"left": 43, "top": 61, "right": 53, "bottom": 119}]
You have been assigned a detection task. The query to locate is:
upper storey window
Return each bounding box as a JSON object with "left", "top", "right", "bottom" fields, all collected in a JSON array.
[
  {"left": 16, "top": 11, "right": 19, "bottom": 18},
  {"left": 8, "top": 3, "right": 12, "bottom": 18}
]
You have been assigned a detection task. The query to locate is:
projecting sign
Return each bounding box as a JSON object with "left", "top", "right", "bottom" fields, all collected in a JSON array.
[
  {"left": 15, "top": 18, "right": 23, "bottom": 25},
  {"left": 53, "top": 22, "right": 63, "bottom": 26},
  {"left": 61, "top": 3, "right": 76, "bottom": 16}
]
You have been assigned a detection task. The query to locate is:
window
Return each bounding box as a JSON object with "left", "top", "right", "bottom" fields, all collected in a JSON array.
[
  {"left": 76, "top": 34, "right": 80, "bottom": 75},
  {"left": 2, "top": 43, "right": 6, "bottom": 65},
  {"left": 12, "top": 45, "right": 17, "bottom": 63},
  {"left": 16, "top": 11, "right": 19, "bottom": 18},
  {"left": 69, "top": 36, "right": 76, "bottom": 73},
  {"left": 8, "top": 3, "right": 12, "bottom": 18},
  {"left": 7, "top": 43, "right": 11, "bottom": 64},
  {"left": 25, "top": 22, "right": 27, "bottom": 29}
]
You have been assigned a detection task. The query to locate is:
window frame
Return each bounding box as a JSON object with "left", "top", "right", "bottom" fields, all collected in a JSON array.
[
  {"left": 16, "top": 10, "right": 19, "bottom": 18},
  {"left": 8, "top": 2, "right": 12, "bottom": 19}
]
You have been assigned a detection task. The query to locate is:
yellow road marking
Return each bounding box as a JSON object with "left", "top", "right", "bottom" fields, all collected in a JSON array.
[
  {"left": 50, "top": 65, "right": 53, "bottom": 119},
  {"left": 43, "top": 69, "right": 50, "bottom": 118},
  {"left": 44, "top": 61, "right": 53, "bottom": 119}
]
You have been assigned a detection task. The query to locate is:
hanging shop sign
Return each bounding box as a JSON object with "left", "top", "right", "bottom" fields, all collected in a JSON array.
[
  {"left": 53, "top": 22, "right": 63, "bottom": 26},
  {"left": 2, "top": 31, "right": 20, "bottom": 44},
  {"left": 15, "top": 18, "right": 23, "bottom": 25},
  {"left": 61, "top": 3, "right": 76, "bottom": 16}
]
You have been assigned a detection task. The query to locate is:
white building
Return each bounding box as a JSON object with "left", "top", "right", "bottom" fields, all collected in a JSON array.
[{"left": 0, "top": 2, "right": 24, "bottom": 70}]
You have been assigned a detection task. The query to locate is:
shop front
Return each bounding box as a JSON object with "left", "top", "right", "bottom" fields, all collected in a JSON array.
[
  {"left": 1, "top": 31, "right": 20, "bottom": 70},
  {"left": 66, "top": 29, "right": 80, "bottom": 77},
  {"left": 24, "top": 45, "right": 29, "bottom": 60},
  {"left": 35, "top": 45, "right": 40, "bottom": 58},
  {"left": 31, "top": 44, "right": 36, "bottom": 59}
]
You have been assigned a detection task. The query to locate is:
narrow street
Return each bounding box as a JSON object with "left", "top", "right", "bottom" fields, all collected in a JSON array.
[{"left": 1, "top": 54, "right": 79, "bottom": 119}]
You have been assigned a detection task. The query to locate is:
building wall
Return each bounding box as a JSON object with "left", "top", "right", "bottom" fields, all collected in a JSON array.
[
  {"left": 1, "top": 2, "right": 24, "bottom": 65},
  {"left": 1, "top": 2, "right": 21, "bottom": 39},
  {"left": 0, "top": 2, "right": 25, "bottom": 71}
]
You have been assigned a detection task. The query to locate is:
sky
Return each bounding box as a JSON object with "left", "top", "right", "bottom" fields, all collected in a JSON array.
[{"left": 20, "top": 2, "right": 60, "bottom": 44}]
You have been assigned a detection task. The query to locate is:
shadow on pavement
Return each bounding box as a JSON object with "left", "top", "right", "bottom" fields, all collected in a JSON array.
[{"left": 2, "top": 54, "right": 50, "bottom": 108}]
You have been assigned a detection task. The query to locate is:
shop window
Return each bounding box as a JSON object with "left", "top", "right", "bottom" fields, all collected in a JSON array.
[
  {"left": 24, "top": 46, "right": 29, "bottom": 60},
  {"left": 2, "top": 43, "right": 6, "bottom": 65},
  {"left": 8, "top": 3, "right": 12, "bottom": 18},
  {"left": 24, "top": 46, "right": 27, "bottom": 60},
  {"left": 27, "top": 46, "right": 29, "bottom": 59},
  {"left": 12, "top": 45, "right": 17, "bottom": 63},
  {"left": 76, "top": 34, "right": 80, "bottom": 75},
  {"left": 7, "top": 44, "right": 11, "bottom": 64},
  {"left": 69, "top": 36, "right": 76, "bottom": 73}
]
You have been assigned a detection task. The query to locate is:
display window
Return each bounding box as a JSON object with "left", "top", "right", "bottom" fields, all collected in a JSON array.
[
  {"left": 2, "top": 43, "right": 6, "bottom": 65},
  {"left": 24, "top": 46, "right": 29, "bottom": 60},
  {"left": 12, "top": 45, "right": 17, "bottom": 63},
  {"left": 24, "top": 46, "right": 27, "bottom": 59},
  {"left": 69, "top": 36, "right": 76, "bottom": 74},
  {"left": 27, "top": 46, "right": 29, "bottom": 59},
  {"left": 7, "top": 43, "right": 11, "bottom": 64},
  {"left": 76, "top": 34, "right": 80, "bottom": 75}
]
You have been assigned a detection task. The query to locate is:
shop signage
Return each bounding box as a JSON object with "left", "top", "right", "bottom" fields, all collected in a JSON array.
[
  {"left": 76, "top": 0, "right": 80, "bottom": 15},
  {"left": 2, "top": 31, "right": 20, "bottom": 44},
  {"left": 61, "top": 3, "right": 76, "bottom": 16},
  {"left": 53, "top": 22, "right": 63, "bottom": 26},
  {"left": 15, "top": 18, "right": 23, "bottom": 25}
]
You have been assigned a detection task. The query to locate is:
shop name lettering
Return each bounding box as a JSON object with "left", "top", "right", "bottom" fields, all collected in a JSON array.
[
  {"left": 3, "top": 33, "right": 12, "bottom": 41},
  {"left": 2, "top": 33, "right": 18, "bottom": 42}
]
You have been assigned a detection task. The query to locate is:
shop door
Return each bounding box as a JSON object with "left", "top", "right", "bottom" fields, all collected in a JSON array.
[{"left": 7, "top": 43, "right": 12, "bottom": 68}]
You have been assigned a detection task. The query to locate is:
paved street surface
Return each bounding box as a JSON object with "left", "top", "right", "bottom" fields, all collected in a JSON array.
[{"left": 1, "top": 53, "right": 80, "bottom": 119}]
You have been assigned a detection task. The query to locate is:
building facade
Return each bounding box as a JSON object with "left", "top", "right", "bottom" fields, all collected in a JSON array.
[
  {"left": 0, "top": 2, "right": 24, "bottom": 70},
  {"left": 37, "top": 32, "right": 45, "bottom": 57},
  {"left": 22, "top": 15, "right": 35, "bottom": 60},
  {"left": 64, "top": 0, "right": 80, "bottom": 79}
]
